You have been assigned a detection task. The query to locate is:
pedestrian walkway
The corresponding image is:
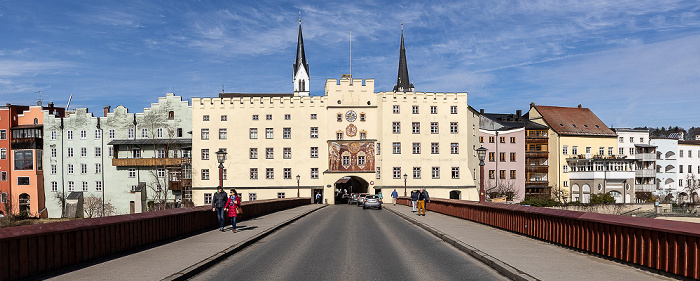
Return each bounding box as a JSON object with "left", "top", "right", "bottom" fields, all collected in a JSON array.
[
  {"left": 42, "top": 204, "right": 325, "bottom": 281},
  {"left": 384, "top": 204, "right": 678, "bottom": 281}
]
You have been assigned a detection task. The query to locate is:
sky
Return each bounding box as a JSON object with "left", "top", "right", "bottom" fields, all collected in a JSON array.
[{"left": 1, "top": 0, "right": 699, "bottom": 129}]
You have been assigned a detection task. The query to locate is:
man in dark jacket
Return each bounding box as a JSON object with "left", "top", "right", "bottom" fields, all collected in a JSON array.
[
  {"left": 410, "top": 190, "right": 419, "bottom": 212},
  {"left": 417, "top": 188, "right": 430, "bottom": 216},
  {"left": 211, "top": 186, "right": 228, "bottom": 231}
]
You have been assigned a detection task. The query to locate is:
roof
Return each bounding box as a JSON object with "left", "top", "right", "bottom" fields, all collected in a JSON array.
[
  {"left": 481, "top": 113, "right": 525, "bottom": 130},
  {"left": 393, "top": 24, "right": 414, "bottom": 93},
  {"left": 679, "top": 140, "right": 700, "bottom": 146},
  {"left": 533, "top": 105, "right": 616, "bottom": 137},
  {"left": 11, "top": 124, "right": 42, "bottom": 129},
  {"left": 108, "top": 139, "right": 192, "bottom": 146},
  {"left": 525, "top": 120, "right": 548, "bottom": 130},
  {"left": 219, "top": 93, "right": 293, "bottom": 98},
  {"left": 294, "top": 20, "right": 309, "bottom": 79},
  {"left": 66, "top": 192, "right": 83, "bottom": 200},
  {"left": 634, "top": 144, "right": 656, "bottom": 148}
]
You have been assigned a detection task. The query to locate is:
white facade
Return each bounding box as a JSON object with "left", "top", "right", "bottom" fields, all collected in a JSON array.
[
  {"left": 651, "top": 138, "right": 679, "bottom": 196},
  {"left": 677, "top": 141, "right": 700, "bottom": 201}
]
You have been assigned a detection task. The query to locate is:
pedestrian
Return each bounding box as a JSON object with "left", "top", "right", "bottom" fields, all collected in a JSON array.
[
  {"left": 211, "top": 186, "right": 228, "bottom": 232},
  {"left": 411, "top": 190, "right": 419, "bottom": 212},
  {"left": 315, "top": 192, "right": 322, "bottom": 204},
  {"left": 225, "top": 189, "right": 241, "bottom": 232},
  {"left": 417, "top": 188, "right": 430, "bottom": 216},
  {"left": 391, "top": 189, "right": 399, "bottom": 205}
]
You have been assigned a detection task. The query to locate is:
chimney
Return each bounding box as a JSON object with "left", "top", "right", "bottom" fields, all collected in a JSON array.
[
  {"left": 516, "top": 109, "right": 522, "bottom": 117},
  {"left": 48, "top": 102, "right": 54, "bottom": 107},
  {"left": 479, "top": 108, "right": 484, "bottom": 114},
  {"left": 577, "top": 104, "right": 582, "bottom": 108},
  {"left": 103, "top": 106, "right": 111, "bottom": 117},
  {"left": 529, "top": 102, "right": 535, "bottom": 108}
]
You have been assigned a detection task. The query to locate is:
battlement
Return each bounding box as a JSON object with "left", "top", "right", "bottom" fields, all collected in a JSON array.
[{"left": 193, "top": 95, "right": 327, "bottom": 109}]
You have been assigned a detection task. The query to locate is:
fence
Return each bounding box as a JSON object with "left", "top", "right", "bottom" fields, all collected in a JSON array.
[
  {"left": 397, "top": 198, "right": 699, "bottom": 279},
  {"left": 0, "top": 198, "right": 310, "bottom": 281}
]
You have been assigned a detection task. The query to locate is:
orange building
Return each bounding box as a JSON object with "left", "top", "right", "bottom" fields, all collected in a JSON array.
[{"left": 0, "top": 103, "right": 63, "bottom": 217}]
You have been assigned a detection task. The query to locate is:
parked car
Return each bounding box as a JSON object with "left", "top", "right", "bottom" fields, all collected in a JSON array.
[
  {"left": 348, "top": 193, "right": 359, "bottom": 205},
  {"left": 357, "top": 193, "right": 369, "bottom": 206},
  {"left": 363, "top": 195, "right": 382, "bottom": 209}
]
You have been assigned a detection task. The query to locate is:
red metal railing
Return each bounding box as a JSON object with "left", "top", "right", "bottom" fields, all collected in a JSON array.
[
  {"left": 0, "top": 198, "right": 310, "bottom": 281},
  {"left": 397, "top": 198, "right": 699, "bottom": 279}
]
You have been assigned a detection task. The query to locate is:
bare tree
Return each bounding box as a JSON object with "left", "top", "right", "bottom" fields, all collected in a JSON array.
[
  {"left": 83, "top": 196, "right": 117, "bottom": 218},
  {"left": 684, "top": 174, "right": 699, "bottom": 206},
  {"left": 485, "top": 179, "right": 522, "bottom": 202},
  {"left": 550, "top": 184, "right": 569, "bottom": 204},
  {"left": 140, "top": 103, "right": 179, "bottom": 211}
]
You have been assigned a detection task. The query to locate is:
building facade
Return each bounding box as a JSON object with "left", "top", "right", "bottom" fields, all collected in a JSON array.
[
  {"left": 650, "top": 138, "right": 679, "bottom": 199},
  {"left": 613, "top": 128, "right": 656, "bottom": 201},
  {"left": 479, "top": 110, "right": 526, "bottom": 202},
  {"left": 566, "top": 156, "right": 636, "bottom": 203},
  {"left": 677, "top": 140, "right": 700, "bottom": 202}
]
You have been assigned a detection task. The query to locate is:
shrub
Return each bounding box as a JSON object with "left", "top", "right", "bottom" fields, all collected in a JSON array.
[
  {"left": 520, "top": 196, "right": 560, "bottom": 207},
  {"left": 589, "top": 193, "right": 616, "bottom": 204}
]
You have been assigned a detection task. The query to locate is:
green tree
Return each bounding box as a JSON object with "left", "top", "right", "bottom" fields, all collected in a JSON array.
[{"left": 589, "top": 193, "right": 615, "bottom": 204}]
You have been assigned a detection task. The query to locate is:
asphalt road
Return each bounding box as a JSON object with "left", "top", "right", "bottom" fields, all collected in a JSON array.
[{"left": 191, "top": 204, "right": 509, "bottom": 281}]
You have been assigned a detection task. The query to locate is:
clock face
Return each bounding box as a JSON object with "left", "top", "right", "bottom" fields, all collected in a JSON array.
[{"left": 345, "top": 110, "right": 357, "bottom": 122}]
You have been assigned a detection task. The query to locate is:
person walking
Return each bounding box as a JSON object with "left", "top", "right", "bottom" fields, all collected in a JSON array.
[
  {"left": 225, "top": 189, "right": 241, "bottom": 233},
  {"left": 211, "top": 186, "right": 228, "bottom": 232},
  {"left": 315, "top": 192, "right": 322, "bottom": 204},
  {"left": 390, "top": 189, "right": 399, "bottom": 205},
  {"left": 417, "top": 188, "right": 430, "bottom": 216},
  {"left": 410, "top": 190, "right": 419, "bottom": 212}
]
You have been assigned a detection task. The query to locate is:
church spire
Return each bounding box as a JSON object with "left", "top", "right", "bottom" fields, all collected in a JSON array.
[
  {"left": 393, "top": 23, "right": 414, "bottom": 93},
  {"left": 293, "top": 16, "right": 309, "bottom": 96}
]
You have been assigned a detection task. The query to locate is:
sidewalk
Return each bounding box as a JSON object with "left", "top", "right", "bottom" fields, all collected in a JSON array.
[
  {"left": 43, "top": 204, "right": 325, "bottom": 281},
  {"left": 384, "top": 204, "right": 679, "bottom": 281}
]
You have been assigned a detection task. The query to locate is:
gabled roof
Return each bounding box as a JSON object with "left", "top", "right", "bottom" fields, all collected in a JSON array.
[{"left": 533, "top": 105, "right": 615, "bottom": 137}]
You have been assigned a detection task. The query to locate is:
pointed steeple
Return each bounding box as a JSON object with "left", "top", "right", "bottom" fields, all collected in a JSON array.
[
  {"left": 293, "top": 16, "right": 310, "bottom": 96},
  {"left": 393, "top": 23, "right": 414, "bottom": 93}
]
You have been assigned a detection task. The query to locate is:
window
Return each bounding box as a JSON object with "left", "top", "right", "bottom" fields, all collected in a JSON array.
[
  {"left": 499, "top": 137, "right": 505, "bottom": 143},
  {"left": 342, "top": 155, "right": 350, "bottom": 166},
  {"left": 412, "top": 105, "right": 419, "bottom": 114},
  {"left": 17, "top": 177, "right": 30, "bottom": 185},
  {"left": 376, "top": 167, "right": 381, "bottom": 179},
  {"left": 310, "top": 114, "right": 317, "bottom": 120},
  {"left": 413, "top": 167, "right": 421, "bottom": 179},
  {"left": 450, "top": 122, "right": 458, "bottom": 133},
  {"left": 510, "top": 152, "right": 516, "bottom": 162},
  {"left": 95, "top": 163, "right": 102, "bottom": 174},
  {"left": 489, "top": 170, "right": 495, "bottom": 179},
  {"left": 392, "top": 122, "right": 401, "bottom": 134},
  {"left": 510, "top": 137, "right": 516, "bottom": 143},
  {"left": 283, "top": 147, "right": 292, "bottom": 159},
  {"left": 572, "top": 146, "right": 578, "bottom": 155},
  {"left": 392, "top": 142, "right": 401, "bottom": 154},
  {"left": 277, "top": 192, "right": 286, "bottom": 199},
  {"left": 109, "top": 129, "right": 115, "bottom": 139},
  {"left": 283, "top": 168, "right": 292, "bottom": 179},
  {"left": 0, "top": 172, "right": 5, "bottom": 181},
  {"left": 0, "top": 148, "right": 5, "bottom": 159},
  {"left": 619, "top": 148, "right": 624, "bottom": 155},
  {"left": 640, "top": 137, "right": 644, "bottom": 143},
  {"left": 284, "top": 114, "right": 291, "bottom": 120},
  {"left": 50, "top": 130, "right": 56, "bottom": 140},
  {"left": 499, "top": 170, "right": 506, "bottom": 179},
  {"left": 201, "top": 149, "right": 209, "bottom": 160},
  {"left": 266, "top": 168, "right": 274, "bottom": 179},
  {"left": 201, "top": 169, "right": 209, "bottom": 180},
  {"left": 250, "top": 128, "right": 258, "bottom": 139},
  {"left": 431, "top": 143, "right": 439, "bottom": 154},
  {"left": 67, "top": 130, "right": 73, "bottom": 140},
  {"left": 80, "top": 130, "right": 87, "bottom": 139},
  {"left": 156, "top": 148, "right": 165, "bottom": 158},
  {"left": 629, "top": 148, "right": 634, "bottom": 155},
  {"left": 157, "top": 168, "right": 166, "bottom": 178},
  {"left": 337, "top": 132, "right": 343, "bottom": 140},
  {"left": 680, "top": 150, "right": 684, "bottom": 157},
  {"left": 377, "top": 143, "right": 380, "bottom": 155},
  {"left": 430, "top": 122, "right": 439, "bottom": 134},
  {"left": 310, "top": 147, "right": 319, "bottom": 158},
  {"left": 1, "top": 130, "right": 7, "bottom": 140},
  {"left": 203, "top": 115, "right": 210, "bottom": 121},
  {"left": 679, "top": 165, "right": 684, "bottom": 173},
  {"left": 360, "top": 113, "right": 366, "bottom": 122},
  {"left": 337, "top": 113, "right": 342, "bottom": 122},
  {"left": 252, "top": 115, "right": 259, "bottom": 121},
  {"left": 510, "top": 170, "right": 516, "bottom": 179},
  {"left": 95, "top": 147, "right": 101, "bottom": 157},
  {"left": 310, "top": 127, "right": 318, "bottom": 138},
  {"left": 412, "top": 143, "right": 421, "bottom": 154},
  {"left": 358, "top": 156, "right": 366, "bottom": 166},
  {"left": 489, "top": 136, "right": 495, "bottom": 143},
  {"left": 432, "top": 167, "right": 440, "bottom": 179},
  {"left": 488, "top": 152, "right": 495, "bottom": 162},
  {"left": 311, "top": 168, "right": 319, "bottom": 179},
  {"left": 204, "top": 193, "right": 212, "bottom": 204},
  {"left": 221, "top": 115, "right": 227, "bottom": 121},
  {"left": 360, "top": 132, "right": 366, "bottom": 139},
  {"left": 249, "top": 193, "right": 257, "bottom": 201},
  {"left": 500, "top": 152, "right": 506, "bottom": 162},
  {"left": 266, "top": 148, "right": 274, "bottom": 159},
  {"left": 96, "top": 181, "right": 102, "bottom": 191},
  {"left": 67, "top": 164, "right": 74, "bottom": 174},
  {"left": 95, "top": 130, "right": 102, "bottom": 139},
  {"left": 127, "top": 128, "right": 134, "bottom": 139},
  {"left": 141, "top": 128, "right": 148, "bottom": 138},
  {"left": 82, "top": 181, "right": 88, "bottom": 191},
  {"left": 619, "top": 137, "right": 624, "bottom": 143},
  {"left": 219, "top": 129, "right": 227, "bottom": 139},
  {"left": 430, "top": 106, "right": 437, "bottom": 114},
  {"left": 266, "top": 128, "right": 273, "bottom": 139},
  {"left": 266, "top": 114, "right": 272, "bottom": 120},
  {"left": 412, "top": 122, "right": 420, "bottom": 134},
  {"left": 51, "top": 181, "right": 58, "bottom": 192},
  {"left": 451, "top": 167, "right": 460, "bottom": 179},
  {"left": 563, "top": 165, "right": 568, "bottom": 173},
  {"left": 81, "top": 147, "right": 87, "bottom": 157},
  {"left": 393, "top": 105, "right": 400, "bottom": 114},
  {"left": 393, "top": 167, "right": 401, "bottom": 179},
  {"left": 201, "top": 129, "right": 209, "bottom": 140},
  {"left": 51, "top": 164, "right": 57, "bottom": 174},
  {"left": 250, "top": 148, "right": 258, "bottom": 159},
  {"left": 14, "top": 150, "right": 33, "bottom": 170},
  {"left": 451, "top": 143, "right": 459, "bottom": 154},
  {"left": 450, "top": 106, "right": 457, "bottom": 114},
  {"left": 128, "top": 168, "right": 136, "bottom": 178},
  {"left": 563, "top": 146, "right": 568, "bottom": 155},
  {"left": 608, "top": 147, "right": 613, "bottom": 156},
  {"left": 599, "top": 147, "right": 604, "bottom": 155},
  {"left": 283, "top": 128, "right": 291, "bottom": 139},
  {"left": 250, "top": 168, "right": 258, "bottom": 179},
  {"left": 81, "top": 163, "right": 87, "bottom": 174},
  {"left": 68, "top": 181, "right": 74, "bottom": 191},
  {"left": 630, "top": 137, "right": 634, "bottom": 143}
]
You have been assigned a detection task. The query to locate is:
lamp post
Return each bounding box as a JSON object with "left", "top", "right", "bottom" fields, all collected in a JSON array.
[
  {"left": 476, "top": 146, "right": 488, "bottom": 203},
  {"left": 296, "top": 174, "right": 300, "bottom": 198},
  {"left": 215, "top": 149, "right": 227, "bottom": 189},
  {"left": 403, "top": 173, "right": 408, "bottom": 196}
]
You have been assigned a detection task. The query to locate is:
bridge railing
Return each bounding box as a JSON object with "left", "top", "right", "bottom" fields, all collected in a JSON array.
[
  {"left": 0, "top": 198, "right": 310, "bottom": 281},
  {"left": 397, "top": 197, "right": 699, "bottom": 279}
]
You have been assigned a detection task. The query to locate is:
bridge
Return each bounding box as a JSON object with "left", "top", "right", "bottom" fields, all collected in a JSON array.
[{"left": 0, "top": 198, "right": 697, "bottom": 280}]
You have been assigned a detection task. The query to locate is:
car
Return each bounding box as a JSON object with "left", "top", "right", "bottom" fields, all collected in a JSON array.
[
  {"left": 363, "top": 195, "right": 382, "bottom": 209},
  {"left": 356, "top": 193, "right": 369, "bottom": 206},
  {"left": 348, "top": 193, "right": 359, "bottom": 205}
]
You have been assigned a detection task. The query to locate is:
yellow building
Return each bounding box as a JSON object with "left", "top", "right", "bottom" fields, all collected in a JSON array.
[
  {"left": 527, "top": 104, "right": 617, "bottom": 202},
  {"left": 191, "top": 22, "right": 479, "bottom": 205}
]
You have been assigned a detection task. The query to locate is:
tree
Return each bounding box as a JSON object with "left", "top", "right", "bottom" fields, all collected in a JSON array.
[
  {"left": 550, "top": 184, "right": 569, "bottom": 203},
  {"left": 684, "top": 174, "right": 700, "bottom": 206},
  {"left": 83, "top": 196, "right": 117, "bottom": 218},
  {"left": 485, "top": 179, "right": 522, "bottom": 202},
  {"left": 589, "top": 193, "right": 615, "bottom": 204}
]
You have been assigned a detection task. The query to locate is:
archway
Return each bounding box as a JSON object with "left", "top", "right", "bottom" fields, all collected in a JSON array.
[
  {"left": 609, "top": 191, "right": 622, "bottom": 203},
  {"left": 334, "top": 176, "right": 369, "bottom": 204},
  {"left": 19, "top": 193, "right": 30, "bottom": 214}
]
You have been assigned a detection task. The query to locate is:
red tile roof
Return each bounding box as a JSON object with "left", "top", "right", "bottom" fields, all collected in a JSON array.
[{"left": 533, "top": 105, "right": 616, "bottom": 137}]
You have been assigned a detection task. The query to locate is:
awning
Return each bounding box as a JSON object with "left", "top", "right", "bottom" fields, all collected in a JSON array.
[{"left": 334, "top": 178, "right": 350, "bottom": 184}]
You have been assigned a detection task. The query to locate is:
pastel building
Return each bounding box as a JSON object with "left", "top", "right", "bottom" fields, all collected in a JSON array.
[
  {"left": 613, "top": 128, "right": 657, "bottom": 199},
  {"left": 651, "top": 138, "right": 679, "bottom": 195},
  {"left": 677, "top": 140, "right": 700, "bottom": 202},
  {"left": 478, "top": 110, "right": 526, "bottom": 202}
]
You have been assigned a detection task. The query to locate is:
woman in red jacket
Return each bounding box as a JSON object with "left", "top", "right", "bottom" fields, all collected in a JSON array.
[{"left": 225, "top": 189, "right": 241, "bottom": 232}]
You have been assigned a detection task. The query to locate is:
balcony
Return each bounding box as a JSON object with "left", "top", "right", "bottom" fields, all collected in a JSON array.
[
  {"left": 526, "top": 166, "right": 549, "bottom": 173},
  {"left": 11, "top": 138, "right": 42, "bottom": 150},
  {"left": 112, "top": 157, "right": 188, "bottom": 167},
  {"left": 635, "top": 184, "right": 656, "bottom": 192},
  {"left": 526, "top": 138, "right": 548, "bottom": 144},
  {"left": 635, "top": 153, "right": 656, "bottom": 161},
  {"left": 526, "top": 151, "right": 549, "bottom": 158},
  {"left": 168, "top": 179, "right": 191, "bottom": 191},
  {"left": 525, "top": 180, "right": 549, "bottom": 187},
  {"left": 635, "top": 169, "right": 656, "bottom": 178}
]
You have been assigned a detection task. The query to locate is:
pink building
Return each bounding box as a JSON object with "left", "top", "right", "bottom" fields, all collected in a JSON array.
[{"left": 478, "top": 110, "right": 526, "bottom": 202}]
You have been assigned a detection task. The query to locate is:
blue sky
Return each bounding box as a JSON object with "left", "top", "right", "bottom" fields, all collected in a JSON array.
[{"left": 1, "top": 0, "right": 699, "bottom": 129}]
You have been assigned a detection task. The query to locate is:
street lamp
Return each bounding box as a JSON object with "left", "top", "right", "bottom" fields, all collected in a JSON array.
[
  {"left": 215, "top": 149, "right": 227, "bottom": 189},
  {"left": 476, "top": 146, "right": 488, "bottom": 203},
  {"left": 403, "top": 173, "right": 408, "bottom": 197},
  {"left": 296, "top": 174, "right": 301, "bottom": 198}
]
